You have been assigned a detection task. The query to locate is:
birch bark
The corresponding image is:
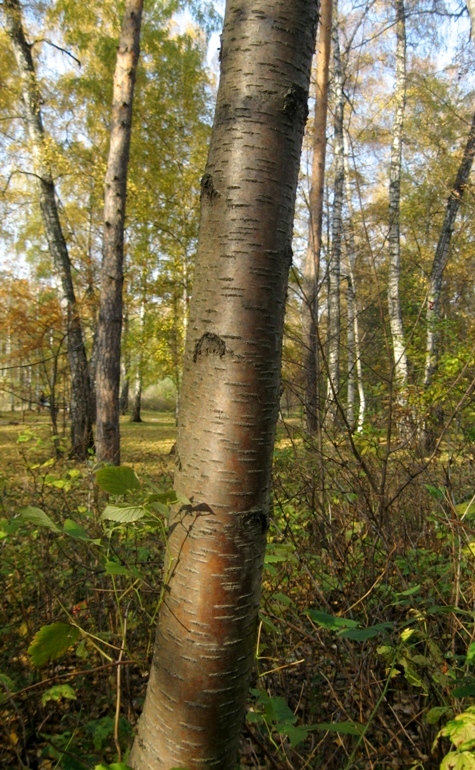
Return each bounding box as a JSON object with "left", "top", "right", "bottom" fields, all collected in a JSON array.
[
  {"left": 4, "top": 0, "right": 93, "bottom": 459},
  {"left": 129, "top": 0, "right": 317, "bottom": 766},
  {"left": 343, "top": 135, "right": 365, "bottom": 432},
  {"left": 424, "top": 111, "right": 475, "bottom": 388},
  {"left": 325, "top": 10, "right": 344, "bottom": 424},
  {"left": 387, "top": 0, "right": 408, "bottom": 396},
  {"left": 95, "top": 0, "right": 143, "bottom": 464}
]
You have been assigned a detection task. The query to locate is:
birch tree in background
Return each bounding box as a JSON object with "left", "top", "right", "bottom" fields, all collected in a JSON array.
[
  {"left": 95, "top": 0, "right": 143, "bottom": 465},
  {"left": 128, "top": 0, "right": 318, "bottom": 764},
  {"left": 424, "top": 111, "right": 475, "bottom": 390},
  {"left": 387, "top": 0, "right": 408, "bottom": 400},
  {"left": 304, "top": 0, "right": 332, "bottom": 434},
  {"left": 3, "top": 0, "right": 94, "bottom": 459},
  {"left": 325, "top": 9, "right": 344, "bottom": 425},
  {"left": 343, "top": 134, "right": 365, "bottom": 432}
]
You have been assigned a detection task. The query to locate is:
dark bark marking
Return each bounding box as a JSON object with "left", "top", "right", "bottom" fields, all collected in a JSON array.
[
  {"left": 282, "top": 84, "right": 309, "bottom": 126},
  {"left": 283, "top": 240, "right": 293, "bottom": 268},
  {"left": 239, "top": 509, "right": 269, "bottom": 533},
  {"left": 193, "top": 332, "right": 226, "bottom": 363},
  {"left": 201, "top": 173, "right": 219, "bottom": 200}
]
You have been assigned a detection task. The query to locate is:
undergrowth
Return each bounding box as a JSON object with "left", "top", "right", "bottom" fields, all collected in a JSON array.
[{"left": 1, "top": 411, "right": 475, "bottom": 769}]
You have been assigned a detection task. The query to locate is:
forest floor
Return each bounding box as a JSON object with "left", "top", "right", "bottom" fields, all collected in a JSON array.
[{"left": 1, "top": 409, "right": 473, "bottom": 770}]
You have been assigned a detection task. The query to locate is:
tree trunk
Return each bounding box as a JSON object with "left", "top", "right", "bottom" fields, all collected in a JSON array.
[
  {"left": 128, "top": 0, "right": 317, "bottom": 766},
  {"left": 4, "top": 0, "right": 94, "bottom": 459},
  {"left": 130, "top": 368, "right": 142, "bottom": 423},
  {"left": 325, "top": 11, "right": 344, "bottom": 425},
  {"left": 424, "top": 110, "right": 475, "bottom": 388},
  {"left": 303, "top": 0, "right": 332, "bottom": 434},
  {"left": 119, "top": 360, "right": 130, "bottom": 415},
  {"left": 95, "top": 0, "right": 143, "bottom": 465},
  {"left": 387, "top": 0, "right": 408, "bottom": 395},
  {"left": 343, "top": 133, "right": 365, "bottom": 432}
]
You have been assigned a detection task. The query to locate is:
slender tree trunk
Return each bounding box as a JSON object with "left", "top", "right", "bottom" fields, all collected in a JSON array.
[
  {"left": 119, "top": 361, "right": 130, "bottom": 414},
  {"left": 325, "top": 11, "right": 344, "bottom": 425},
  {"left": 304, "top": 0, "right": 332, "bottom": 433},
  {"left": 4, "top": 0, "right": 93, "bottom": 459},
  {"left": 95, "top": 0, "right": 143, "bottom": 465},
  {"left": 424, "top": 110, "right": 475, "bottom": 388},
  {"left": 129, "top": 0, "right": 317, "bottom": 766},
  {"left": 343, "top": 133, "right": 365, "bottom": 432},
  {"left": 387, "top": 0, "right": 408, "bottom": 396},
  {"left": 130, "top": 368, "right": 142, "bottom": 422}
]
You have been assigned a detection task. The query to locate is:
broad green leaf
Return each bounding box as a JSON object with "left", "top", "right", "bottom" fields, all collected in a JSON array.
[
  {"left": 0, "top": 672, "right": 16, "bottom": 704},
  {"left": 442, "top": 715, "right": 475, "bottom": 748},
  {"left": 396, "top": 585, "right": 421, "bottom": 597},
  {"left": 441, "top": 752, "right": 475, "bottom": 770},
  {"left": 101, "top": 504, "right": 146, "bottom": 523},
  {"left": 314, "top": 721, "right": 365, "bottom": 735},
  {"left": 276, "top": 723, "right": 312, "bottom": 746},
  {"left": 452, "top": 685, "right": 475, "bottom": 699},
  {"left": 149, "top": 499, "right": 170, "bottom": 516},
  {"left": 41, "top": 684, "right": 77, "bottom": 705},
  {"left": 272, "top": 592, "right": 294, "bottom": 607},
  {"left": 426, "top": 706, "right": 453, "bottom": 725},
  {"left": 28, "top": 623, "right": 80, "bottom": 667},
  {"left": 246, "top": 711, "right": 264, "bottom": 724},
  {"left": 307, "top": 610, "right": 359, "bottom": 631},
  {"left": 96, "top": 466, "right": 140, "bottom": 495},
  {"left": 264, "top": 695, "right": 296, "bottom": 725},
  {"left": 466, "top": 644, "right": 475, "bottom": 665},
  {"left": 20, "top": 506, "right": 60, "bottom": 532},
  {"left": 63, "top": 518, "right": 89, "bottom": 539},
  {"left": 339, "top": 623, "right": 393, "bottom": 641},
  {"left": 105, "top": 560, "right": 133, "bottom": 577},
  {"left": 425, "top": 484, "right": 445, "bottom": 500}
]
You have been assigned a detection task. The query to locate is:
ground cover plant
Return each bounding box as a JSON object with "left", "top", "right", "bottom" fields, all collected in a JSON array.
[{"left": 1, "top": 407, "right": 475, "bottom": 769}]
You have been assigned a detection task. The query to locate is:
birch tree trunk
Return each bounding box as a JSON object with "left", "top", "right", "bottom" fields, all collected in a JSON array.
[
  {"left": 4, "top": 0, "right": 93, "bottom": 459},
  {"left": 343, "top": 134, "right": 365, "bottom": 432},
  {"left": 424, "top": 116, "right": 475, "bottom": 387},
  {"left": 325, "top": 11, "right": 344, "bottom": 425},
  {"left": 129, "top": 0, "right": 317, "bottom": 766},
  {"left": 303, "top": 0, "right": 332, "bottom": 433},
  {"left": 95, "top": 0, "right": 143, "bottom": 465},
  {"left": 387, "top": 0, "right": 408, "bottom": 396}
]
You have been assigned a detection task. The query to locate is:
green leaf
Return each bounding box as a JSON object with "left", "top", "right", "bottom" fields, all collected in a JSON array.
[
  {"left": 425, "top": 484, "right": 445, "bottom": 500},
  {"left": 453, "top": 685, "right": 475, "bottom": 698},
  {"left": 441, "top": 752, "right": 475, "bottom": 770},
  {"left": 314, "top": 721, "right": 365, "bottom": 735},
  {"left": 148, "top": 499, "right": 170, "bottom": 516},
  {"left": 307, "top": 610, "right": 359, "bottom": 631},
  {"left": 41, "top": 684, "right": 77, "bottom": 705},
  {"left": 466, "top": 644, "right": 475, "bottom": 665},
  {"left": 339, "top": 623, "right": 393, "bottom": 641},
  {"left": 426, "top": 707, "right": 453, "bottom": 725},
  {"left": 104, "top": 560, "right": 133, "bottom": 577},
  {"left": 96, "top": 466, "right": 140, "bottom": 495},
  {"left": 19, "top": 506, "right": 60, "bottom": 532},
  {"left": 0, "top": 672, "right": 16, "bottom": 704},
  {"left": 265, "top": 695, "right": 296, "bottom": 725},
  {"left": 63, "top": 518, "right": 90, "bottom": 539},
  {"left": 396, "top": 585, "right": 421, "bottom": 597},
  {"left": 101, "top": 504, "right": 146, "bottom": 523},
  {"left": 28, "top": 623, "right": 80, "bottom": 667},
  {"left": 276, "top": 723, "right": 312, "bottom": 747}
]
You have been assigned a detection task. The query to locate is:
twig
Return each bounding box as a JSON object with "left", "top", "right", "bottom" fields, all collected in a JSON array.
[
  {"left": 114, "top": 603, "right": 130, "bottom": 761},
  {"left": 11, "top": 659, "right": 137, "bottom": 697}
]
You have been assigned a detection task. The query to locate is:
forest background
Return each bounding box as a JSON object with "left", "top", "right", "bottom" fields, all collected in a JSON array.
[{"left": 2, "top": 0, "right": 475, "bottom": 767}]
